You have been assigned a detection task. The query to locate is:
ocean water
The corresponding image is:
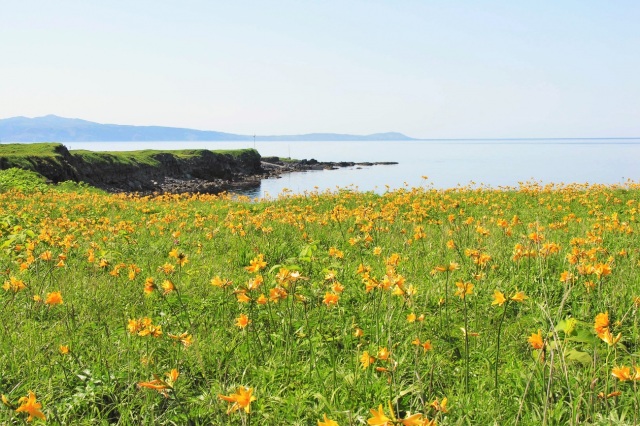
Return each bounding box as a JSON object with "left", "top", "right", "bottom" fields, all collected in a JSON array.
[{"left": 62, "top": 139, "right": 640, "bottom": 198}]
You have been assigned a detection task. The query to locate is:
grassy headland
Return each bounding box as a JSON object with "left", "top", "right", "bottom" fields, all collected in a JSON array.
[
  {"left": 0, "top": 143, "right": 262, "bottom": 193},
  {"left": 0, "top": 169, "right": 639, "bottom": 424}
]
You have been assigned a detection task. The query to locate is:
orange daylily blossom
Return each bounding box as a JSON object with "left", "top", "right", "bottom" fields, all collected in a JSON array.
[
  {"left": 598, "top": 390, "right": 622, "bottom": 399},
  {"left": 39, "top": 251, "right": 53, "bottom": 261},
  {"left": 528, "top": 330, "right": 544, "bottom": 350},
  {"left": 236, "top": 291, "right": 250, "bottom": 303},
  {"left": 593, "top": 262, "right": 612, "bottom": 278},
  {"left": 218, "top": 386, "right": 256, "bottom": 414},
  {"left": 412, "top": 338, "right": 433, "bottom": 353},
  {"left": 245, "top": 254, "right": 267, "bottom": 273},
  {"left": 454, "top": 281, "right": 474, "bottom": 299},
  {"left": 559, "top": 271, "right": 575, "bottom": 283},
  {"left": 143, "top": 277, "right": 156, "bottom": 295},
  {"left": 45, "top": 291, "right": 63, "bottom": 306},
  {"left": 161, "top": 280, "right": 175, "bottom": 295},
  {"left": 400, "top": 413, "right": 425, "bottom": 426},
  {"left": 600, "top": 329, "right": 622, "bottom": 346},
  {"left": 594, "top": 312, "right": 610, "bottom": 337},
  {"left": 323, "top": 292, "right": 339, "bottom": 307},
  {"left": 3, "top": 277, "right": 26, "bottom": 292},
  {"left": 611, "top": 366, "right": 632, "bottom": 382},
  {"left": 15, "top": 391, "right": 46, "bottom": 422},
  {"left": 210, "top": 276, "right": 232, "bottom": 288},
  {"left": 430, "top": 397, "right": 448, "bottom": 413},
  {"left": 318, "top": 413, "right": 339, "bottom": 426},
  {"left": 360, "top": 351, "right": 375, "bottom": 369},
  {"left": 529, "top": 232, "right": 544, "bottom": 243},
  {"left": 332, "top": 281, "right": 345, "bottom": 293},
  {"left": 269, "top": 287, "right": 288, "bottom": 303},
  {"left": 510, "top": 291, "right": 528, "bottom": 302},
  {"left": 138, "top": 369, "right": 179, "bottom": 397},
  {"left": 492, "top": 291, "right": 506, "bottom": 306},
  {"left": 167, "top": 332, "right": 193, "bottom": 347},
  {"left": 377, "top": 347, "right": 390, "bottom": 361},
  {"left": 247, "top": 275, "right": 263, "bottom": 290},
  {"left": 158, "top": 263, "right": 175, "bottom": 275},
  {"left": 128, "top": 317, "right": 163, "bottom": 338},
  {"left": 59, "top": 345, "right": 70, "bottom": 355},
  {"left": 367, "top": 404, "right": 391, "bottom": 426},
  {"left": 235, "top": 314, "right": 250, "bottom": 329},
  {"left": 432, "top": 265, "right": 447, "bottom": 275}
]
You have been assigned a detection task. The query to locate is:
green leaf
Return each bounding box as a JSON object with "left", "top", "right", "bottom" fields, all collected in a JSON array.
[
  {"left": 268, "top": 264, "right": 283, "bottom": 274},
  {"left": 566, "top": 349, "right": 592, "bottom": 366},
  {"left": 566, "top": 329, "right": 598, "bottom": 345}
]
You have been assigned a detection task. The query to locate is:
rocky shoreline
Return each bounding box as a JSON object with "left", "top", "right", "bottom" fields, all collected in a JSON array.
[{"left": 149, "top": 157, "right": 398, "bottom": 195}]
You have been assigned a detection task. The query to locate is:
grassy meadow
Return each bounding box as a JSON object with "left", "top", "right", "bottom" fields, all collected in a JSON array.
[{"left": 1, "top": 167, "right": 640, "bottom": 425}]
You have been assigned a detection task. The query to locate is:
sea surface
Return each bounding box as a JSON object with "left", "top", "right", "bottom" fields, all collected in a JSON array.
[{"left": 62, "top": 139, "right": 640, "bottom": 198}]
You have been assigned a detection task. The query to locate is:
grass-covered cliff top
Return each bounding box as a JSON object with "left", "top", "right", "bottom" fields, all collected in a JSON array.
[{"left": 0, "top": 142, "right": 257, "bottom": 168}]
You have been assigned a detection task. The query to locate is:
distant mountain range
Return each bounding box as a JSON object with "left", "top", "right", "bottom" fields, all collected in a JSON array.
[{"left": 0, "top": 115, "right": 416, "bottom": 142}]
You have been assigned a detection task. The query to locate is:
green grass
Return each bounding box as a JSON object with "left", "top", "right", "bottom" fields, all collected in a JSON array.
[
  {"left": 0, "top": 142, "right": 257, "bottom": 172},
  {"left": 1, "top": 176, "right": 640, "bottom": 425},
  {"left": 70, "top": 148, "right": 257, "bottom": 167},
  {"left": 0, "top": 143, "right": 68, "bottom": 170},
  {"left": 0, "top": 142, "right": 65, "bottom": 157}
]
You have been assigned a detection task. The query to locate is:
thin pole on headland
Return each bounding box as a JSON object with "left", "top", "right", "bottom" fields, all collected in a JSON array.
[{"left": 253, "top": 135, "right": 256, "bottom": 150}]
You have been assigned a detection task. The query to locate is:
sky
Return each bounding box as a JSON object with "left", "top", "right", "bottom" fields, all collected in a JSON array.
[{"left": 2, "top": 1, "right": 639, "bottom": 139}]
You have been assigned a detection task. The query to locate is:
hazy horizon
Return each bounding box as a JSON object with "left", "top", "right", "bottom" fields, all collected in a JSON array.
[
  {"left": 2, "top": 1, "right": 639, "bottom": 139},
  {"left": 3, "top": 114, "right": 640, "bottom": 141}
]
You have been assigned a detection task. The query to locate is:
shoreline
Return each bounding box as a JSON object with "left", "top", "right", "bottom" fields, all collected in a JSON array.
[{"left": 138, "top": 157, "right": 399, "bottom": 195}]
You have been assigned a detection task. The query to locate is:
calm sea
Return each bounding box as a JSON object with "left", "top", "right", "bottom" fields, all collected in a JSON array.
[{"left": 62, "top": 139, "right": 640, "bottom": 198}]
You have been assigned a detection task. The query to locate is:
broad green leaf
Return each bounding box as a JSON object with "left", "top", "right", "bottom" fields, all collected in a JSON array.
[
  {"left": 566, "top": 349, "right": 592, "bottom": 366},
  {"left": 566, "top": 329, "right": 598, "bottom": 345}
]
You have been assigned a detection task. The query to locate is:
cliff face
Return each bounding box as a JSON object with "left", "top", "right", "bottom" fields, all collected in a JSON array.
[
  {"left": 0, "top": 144, "right": 263, "bottom": 193},
  {"left": 70, "top": 148, "right": 262, "bottom": 192}
]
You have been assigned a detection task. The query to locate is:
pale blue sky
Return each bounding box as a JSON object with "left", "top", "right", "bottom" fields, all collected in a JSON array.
[{"left": 2, "top": 1, "right": 639, "bottom": 138}]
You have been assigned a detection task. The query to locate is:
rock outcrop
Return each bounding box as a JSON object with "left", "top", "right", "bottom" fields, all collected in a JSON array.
[{"left": 70, "top": 148, "right": 262, "bottom": 193}]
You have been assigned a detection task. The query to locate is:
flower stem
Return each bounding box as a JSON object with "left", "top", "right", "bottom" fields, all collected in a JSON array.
[
  {"left": 495, "top": 301, "right": 509, "bottom": 392},
  {"left": 463, "top": 294, "right": 469, "bottom": 394}
]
